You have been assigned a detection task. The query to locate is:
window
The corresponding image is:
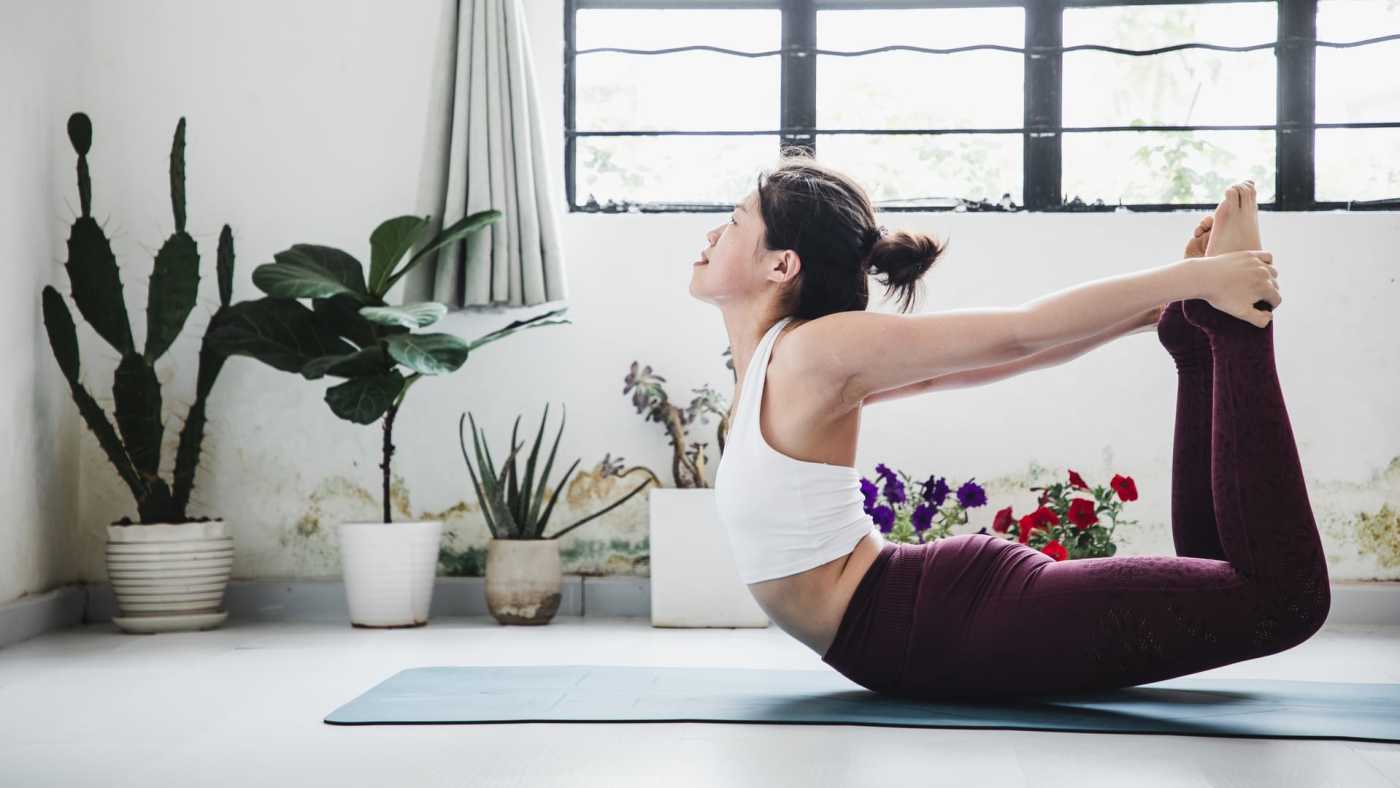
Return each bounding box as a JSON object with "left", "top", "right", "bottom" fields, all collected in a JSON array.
[{"left": 565, "top": 0, "right": 1400, "bottom": 212}]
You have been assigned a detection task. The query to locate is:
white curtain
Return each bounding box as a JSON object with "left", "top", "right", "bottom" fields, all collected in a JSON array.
[{"left": 409, "top": 0, "right": 568, "bottom": 308}]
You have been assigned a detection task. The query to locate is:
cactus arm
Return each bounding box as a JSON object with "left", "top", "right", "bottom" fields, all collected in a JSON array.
[
  {"left": 63, "top": 113, "right": 134, "bottom": 355},
  {"left": 216, "top": 224, "right": 233, "bottom": 308},
  {"left": 41, "top": 286, "right": 147, "bottom": 507},
  {"left": 68, "top": 114, "right": 92, "bottom": 217},
  {"left": 65, "top": 217, "right": 134, "bottom": 355},
  {"left": 171, "top": 309, "right": 230, "bottom": 517},
  {"left": 145, "top": 231, "right": 200, "bottom": 361},
  {"left": 170, "top": 117, "right": 186, "bottom": 234},
  {"left": 112, "top": 353, "right": 164, "bottom": 483},
  {"left": 172, "top": 225, "right": 237, "bottom": 516},
  {"left": 145, "top": 118, "right": 199, "bottom": 361}
]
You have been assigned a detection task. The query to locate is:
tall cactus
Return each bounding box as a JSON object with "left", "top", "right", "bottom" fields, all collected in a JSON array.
[{"left": 41, "top": 112, "right": 236, "bottom": 524}]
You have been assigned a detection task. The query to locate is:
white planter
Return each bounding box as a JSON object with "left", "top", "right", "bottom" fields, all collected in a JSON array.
[
  {"left": 337, "top": 520, "right": 443, "bottom": 628},
  {"left": 106, "top": 519, "right": 232, "bottom": 634},
  {"left": 484, "top": 538, "right": 562, "bottom": 625},
  {"left": 648, "top": 488, "right": 770, "bottom": 628}
]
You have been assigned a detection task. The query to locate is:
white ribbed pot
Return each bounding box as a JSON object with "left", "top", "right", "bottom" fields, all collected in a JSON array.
[
  {"left": 105, "top": 519, "right": 232, "bottom": 634},
  {"left": 484, "top": 538, "right": 561, "bottom": 625},
  {"left": 337, "top": 520, "right": 443, "bottom": 628}
]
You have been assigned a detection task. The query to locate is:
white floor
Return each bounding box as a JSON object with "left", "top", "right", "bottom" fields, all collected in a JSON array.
[{"left": 1, "top": 617, "right": 1397, "bottom": 788}]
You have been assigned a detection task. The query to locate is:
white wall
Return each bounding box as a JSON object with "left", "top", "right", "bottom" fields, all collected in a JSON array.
[
  {"left": 0, "top": 1, "right": 87, "bottom": 606},
  {"left": 5, "top": 0, "right": 1398, "bottom": 606}
]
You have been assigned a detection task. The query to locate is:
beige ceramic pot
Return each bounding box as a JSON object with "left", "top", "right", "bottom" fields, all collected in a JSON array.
[
  {"left": 105, "top": 519, "right": 232, "bottom": 634},
  {"left": 484, "top": 538, "right": 561, "bottom": 625}
]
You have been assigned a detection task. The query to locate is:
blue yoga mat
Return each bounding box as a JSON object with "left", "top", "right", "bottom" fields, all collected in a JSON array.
[{"left": 323, "top": 664, "right": 1400, "bottom": 742}]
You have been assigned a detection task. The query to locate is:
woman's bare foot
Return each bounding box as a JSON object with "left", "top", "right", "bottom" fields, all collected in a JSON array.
[
  {"left": 1186, "top": 179, "right": 1277, "bottom": 332},
  {"left": 1203, "top": 180, "right": 1261, "bottom": 255},
  {"left": 1184, "top": 214, "right": 1213, "bottom": 259}
]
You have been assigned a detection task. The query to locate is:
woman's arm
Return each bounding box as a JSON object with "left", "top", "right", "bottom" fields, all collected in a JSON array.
[
  {"left": 1016, "top": 258, "right": 1204, "bottom": 355},
  {"left": 861, "top": 305, "right": 1158, "bottom": 404}
]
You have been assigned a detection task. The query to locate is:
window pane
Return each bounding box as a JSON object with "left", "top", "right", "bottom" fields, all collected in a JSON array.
[
  {"left": 1316, "top": 128, "right": 1400, "bottom": 201},
  {"left": 816, "top": 134, "right": 1021, "bottom": 205},
  {"left": 816, "top": 8, "right": 1024, "bottom": 130},
  {"left": 1316, "top": 0, "right": 1400, "bottom": 123},
  {"left": 575, "top": 135, "right": 778, "bottom": 206},
  {"left": 576, "top": 10, "right": 780, "bottom": 131},
  {"left": 1062, "top": 131, "right": 1274, "bottom": 204},
  {"left": 1063, "top": 3, "right": 1277, "bottom": 126}
]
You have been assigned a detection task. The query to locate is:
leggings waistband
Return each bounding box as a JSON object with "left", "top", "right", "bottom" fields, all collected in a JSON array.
[{"left": 822, "top": 540, "right": 925, "bottom": 688}]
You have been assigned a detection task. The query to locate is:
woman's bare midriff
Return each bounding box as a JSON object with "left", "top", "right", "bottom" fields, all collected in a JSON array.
[{"left": 727, "top": 318, "right": 888, "bottom": 658}]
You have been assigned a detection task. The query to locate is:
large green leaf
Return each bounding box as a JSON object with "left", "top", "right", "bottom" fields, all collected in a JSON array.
[
  {"left": 465, "top": 307, "right": 572, "bottom": 352},
  {"left": 312, "top": 293, "right": 397, "bottom": 348},
  {"left": 65, "top": 216, "right": 134, "bottom": 354},
  {"left": 384, "top": 332, "right": 469, "bottom": 375},
  {"left": 383, "top": 209, "right": 502, "bottom": 293},
  {"left": 323, "top": 371, "right": 405, "bottom": 424},
  {"left": 368, "top": 215, "right": 430, "bottom": 297},
  {"left": 145, "top": 230, "right": 200, "bottom": 361},
  {"left": 301, "top": 344, "right": 391, "bottom": 380},
  {"left": 252, "top": 244, "right": 370, "bottom": 302},
  {"left": 206, "top": 297, "right": 356, "bottom": 373},
  {"left": 358, "top": 302, "right": 447, "bottom": 330}
]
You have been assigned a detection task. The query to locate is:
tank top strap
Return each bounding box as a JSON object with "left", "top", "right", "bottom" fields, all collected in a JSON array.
[{"left": 737, "top": 316, "right": 793, "bottom": 432}]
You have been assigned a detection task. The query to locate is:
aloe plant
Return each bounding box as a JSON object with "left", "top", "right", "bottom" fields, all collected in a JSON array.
[
  {"left": 459, "top": 404, "right": 653, "bottom": 540},
  {"left": 208, "top": 212, "right": 571, "bottom": 523},
  {"left": 40, "top": 112, "right": 236, "bottom": 524}
]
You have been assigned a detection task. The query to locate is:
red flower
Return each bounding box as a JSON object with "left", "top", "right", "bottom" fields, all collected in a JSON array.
[
  {"left": 992, "top": 506, "right": 1014, "bottom": 533},
  {"left": 1041, "top": 539, "right": 1068, "bottom": 561},
  {"left": 1110, "top": 474, "right": 1138, "bottom": 502},
  {"left": 1067, "top": 469, "right": 1088, "bottom": 490},
  {"left": 1067, "top": 498, "right": 1098, "bottom": 530},
  {"left": 1017, "top": 506, "right": 1058, "bottom": 544}
]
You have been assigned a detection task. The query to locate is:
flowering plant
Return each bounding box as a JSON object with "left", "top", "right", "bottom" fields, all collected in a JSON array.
[
  {"left": 860, "top": 463, "right": 988, "bottom": 544},
  {"left": 990, "top": 469, "right": 1139, "bottom": 561}
]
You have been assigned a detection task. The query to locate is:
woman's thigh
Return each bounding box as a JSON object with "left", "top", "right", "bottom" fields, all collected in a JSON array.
[{"left": 901, "top": 534, "right": 1276, "bottom": 699}]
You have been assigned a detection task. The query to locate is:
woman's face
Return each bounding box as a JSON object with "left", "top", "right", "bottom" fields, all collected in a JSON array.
[{"left": 689, "top": 190, "right": 769, "bottom": 305}]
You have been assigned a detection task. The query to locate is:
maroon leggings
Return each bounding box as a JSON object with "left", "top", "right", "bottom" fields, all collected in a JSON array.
[{"left": 821, "top": 298, "right": 1331, "bottom": 700}]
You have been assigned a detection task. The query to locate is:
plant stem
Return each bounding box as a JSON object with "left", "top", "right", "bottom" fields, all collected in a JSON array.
[
  {"left": 381, "top": 401, "right": 399, "bottom": 524},
  {"left": 380, "top": 374, "right": 422, "bottom": 524}
]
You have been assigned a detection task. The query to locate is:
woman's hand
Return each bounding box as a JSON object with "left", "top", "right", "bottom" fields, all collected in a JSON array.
[{"left": 1194, "top": 250, "right": 1281, "bottom": 328}]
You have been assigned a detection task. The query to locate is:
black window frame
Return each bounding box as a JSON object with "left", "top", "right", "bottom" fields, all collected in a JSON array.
[{"left": 565, "top": 0, "right": 1400, "bottom": 213}]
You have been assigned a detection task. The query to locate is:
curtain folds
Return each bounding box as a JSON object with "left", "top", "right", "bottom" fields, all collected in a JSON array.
[{"left": 409, "top": 0, "right": 567, "bottom": 309}]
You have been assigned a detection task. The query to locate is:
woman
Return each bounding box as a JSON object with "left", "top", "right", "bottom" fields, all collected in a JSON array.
[{"left": 692, "top": 148, "right": 1327, "bottom": 700}]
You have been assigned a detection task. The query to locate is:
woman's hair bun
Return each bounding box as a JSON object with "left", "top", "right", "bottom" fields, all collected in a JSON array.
[{"left": 864, "top": 226, "right": 947, "bottom": 313}]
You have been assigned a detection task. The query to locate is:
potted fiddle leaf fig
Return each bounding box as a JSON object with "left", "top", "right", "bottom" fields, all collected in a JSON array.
[
  {"left": 208, "top": 211, "right": 570, "bottom": 627},
  {"left": 41, "top": 112, "right": 239, "bottom": 634},
  {"left": 459, "top": 404, "right": 654, "bottom": 625}
]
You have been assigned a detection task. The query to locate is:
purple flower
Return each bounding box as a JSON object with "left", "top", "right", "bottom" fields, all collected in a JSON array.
[
  {"left": 859, "top": 478, "right": 879, "bottom": 513},
  {"left": 956, "top": 478, "right": 987, "bottom": 509},
  {"left": 911, "top": 503, "right": 933, "bottom": 532},
  {"left": 922, "top": 476, "right": 950, "bottom": 507},
  {"left": 870, "top": 505, "right": 895, "bottom": 532},
  {"left": 883, "top": 477, "right": 906, "bottom": 505},
  {"left": 874, "top": 463, "right": 896, "bottom": 482}
]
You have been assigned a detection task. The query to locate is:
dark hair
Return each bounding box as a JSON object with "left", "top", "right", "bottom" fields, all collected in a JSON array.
[{"left": 753, "top": 146, "right": 947, "bottom": 316}]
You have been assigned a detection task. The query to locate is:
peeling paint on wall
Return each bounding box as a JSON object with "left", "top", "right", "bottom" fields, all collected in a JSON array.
[
  {"left": 1355, "top": 504, "right": 1400, "bottom": 569},
  {"left": 1311, "top": 455, "right": 1400, "bottom": 579}
]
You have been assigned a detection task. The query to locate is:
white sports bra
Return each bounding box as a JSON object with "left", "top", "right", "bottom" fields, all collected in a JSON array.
[{"left": 714, "top": 316, "right": 876, "bottom": 584}]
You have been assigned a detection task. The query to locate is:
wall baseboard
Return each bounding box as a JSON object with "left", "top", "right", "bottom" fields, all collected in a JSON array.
[{"left": 3, "top": 578, "right": 1397, "bottom": 650}]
